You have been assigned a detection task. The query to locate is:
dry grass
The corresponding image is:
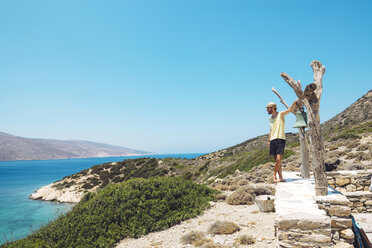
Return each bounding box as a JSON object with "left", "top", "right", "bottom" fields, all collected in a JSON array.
[
  {"left": 345, "top": 152, "right": 358, "bottom": 160},
  {"left": 215, "top": 193, "right": 227, "bottom": 201},
  {"left": 327, "top": 144, "right": 339, "bottom": 151},
  {"left": 236, "top": 234, "right": 256, "bottom": 245},
  {"left": 237, "top": 179, "right": 249, "bottom": 186},
  {"left": 346, "top": 140, "right": 359, "bottom": 148},
  {"left": 357, "top": 152, "right": 371, "bottom": 161},
  {"left": 337, "top": 150, "right": 347, "bottom": 157},
  {"left": 180, "top": 231, "right": 212, "bottom": 247},
  {"left": 212, "top": 184, "right": 229, "bottom": 191},
  {"left": 228, "top": 184, "right": 239, "bottom": 191},
  {"left": 208, "top": 221, "right": 240, "bottom": 235},
  {"left": 347, "top": 164, "right": 365, "bottom": 170},
  {"left": 357, "top": 143, "right": 370, "bottom": 151}
]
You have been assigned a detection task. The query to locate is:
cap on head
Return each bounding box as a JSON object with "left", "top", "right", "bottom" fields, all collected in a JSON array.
[{"left": 266, "top": 102, "right": 277, "bottom": 109}]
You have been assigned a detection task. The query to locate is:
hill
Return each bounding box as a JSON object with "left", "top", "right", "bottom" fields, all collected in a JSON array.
[
  {"left": 0, "top": 132, "right": 150, "bottom": 161},
  {"left": 8, "top": 89, "right": 372, "bottom": 248},
  {"left": 29, "top": 89, "right": 372, "bottom": 203},
  {"left": 322, "top": 89, "right": 372, "bottom": 141}
]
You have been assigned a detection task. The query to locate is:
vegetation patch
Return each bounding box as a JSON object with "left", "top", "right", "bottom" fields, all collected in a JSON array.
[
  {"left": 208, "top": 221, "right": 240, "bottom": 235},
  {"left": 180, "top": 231, "right": 212, "bottom": 247},
  {"left": 287, "top": 142, "right": 300, "bottom": 148},
  {"left": 211, "top": 149, "right": 295, "bottom": 179},
  {"left": 326, "top": 121, "right": 372, "bottom": 142},
  {"left": 236, "top": 234, "right": 256, "bottom": 245},
  {"left": 4, "top": 177, "right": 217, "bottom": 248}
]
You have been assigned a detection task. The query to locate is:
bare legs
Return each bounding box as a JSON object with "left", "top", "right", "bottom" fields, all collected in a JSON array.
[{"left": 273, "top": 154, "right": 284, "bottom": 183}]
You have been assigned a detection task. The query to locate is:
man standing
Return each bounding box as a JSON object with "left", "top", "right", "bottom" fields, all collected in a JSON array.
[{"left": 266, "top": 100, "right": 299, "bottom": 183}]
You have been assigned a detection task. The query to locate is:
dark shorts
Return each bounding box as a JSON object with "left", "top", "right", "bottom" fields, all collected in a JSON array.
[{"left": 270, "top": 139, "right": 286, "bottom": 155}]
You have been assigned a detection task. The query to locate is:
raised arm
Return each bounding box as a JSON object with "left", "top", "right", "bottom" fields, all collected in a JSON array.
[{"left": 281, "top": 99, "right": 299, "bottom": 116}]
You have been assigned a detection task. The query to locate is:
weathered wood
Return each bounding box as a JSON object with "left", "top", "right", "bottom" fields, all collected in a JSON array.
[
  {"left": 299, "top": 127, "right": 310, "bottom": 178},
  {"left": 304, "top": 83, "right": 317, "bottom": 96},
  {"left": 280, "top": 60, "right": 328, "bottom": 196},
  {"left": 271, "top": 87, "right": 310, "bottom": 178}
]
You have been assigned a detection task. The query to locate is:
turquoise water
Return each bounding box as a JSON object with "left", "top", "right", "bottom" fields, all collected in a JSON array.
[{"left": 0, "top": 153, "right": 203, "bottom": 244}]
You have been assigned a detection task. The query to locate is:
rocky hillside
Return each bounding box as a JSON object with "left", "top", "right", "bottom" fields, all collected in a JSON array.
[
  {"left": 30, "top": 89, "right": 372, "bottom": 203},
  {"left": 0, "top": 132, "right": 150, "bottom": 161},
  {"left": 322, "top": 89, "right": 372, "bottom": 141}
]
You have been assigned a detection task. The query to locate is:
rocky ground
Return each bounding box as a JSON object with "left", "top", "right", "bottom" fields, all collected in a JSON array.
[{"left": 116, "top": 201, "right": 276, "bottom": 248}]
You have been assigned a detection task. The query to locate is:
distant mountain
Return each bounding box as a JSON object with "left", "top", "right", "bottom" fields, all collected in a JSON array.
[{"left": 0, "top": 133, "right": 150, "bottom": 161}]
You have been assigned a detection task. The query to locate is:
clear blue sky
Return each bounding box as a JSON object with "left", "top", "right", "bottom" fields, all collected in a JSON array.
[{"left": 1, "top": 0, "right": 371, "bottom": 154}]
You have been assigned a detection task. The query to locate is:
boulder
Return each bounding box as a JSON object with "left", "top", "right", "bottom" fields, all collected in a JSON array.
[
  {"left": 340, "top": 229, "right": 354, "bottom": 240},
  {"left": 255, "top": 195, "right": 275, "bottom": 212}
]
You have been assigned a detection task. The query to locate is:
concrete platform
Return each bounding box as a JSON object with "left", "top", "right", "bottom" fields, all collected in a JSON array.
[
  {"left": 275, "top": 171, "right": 372, "bottom": 247},
  {"left": 275, "top": 171, "right": 328, "bottom": 217}
]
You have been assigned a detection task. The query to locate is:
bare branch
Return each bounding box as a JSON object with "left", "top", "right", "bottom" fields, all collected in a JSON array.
[{"left": 280, "top": 72, "right": 304, "bottom": 99}]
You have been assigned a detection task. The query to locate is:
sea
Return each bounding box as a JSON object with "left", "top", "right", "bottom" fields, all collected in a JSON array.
[{"left": 0, "top": 153, "right": 204, "bottom": 244}]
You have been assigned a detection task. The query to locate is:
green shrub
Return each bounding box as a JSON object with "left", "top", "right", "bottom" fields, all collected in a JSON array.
[
  {"left": 88, "top": 177, "right": 101, "bottom": 186},
  {"left": 90, "top": 165, "right": 104, "bottom": 174},
  {"left": 212, "top": 148, "right": 295, "bottom": 179},
  {"left": 287, "top": 142, "right": 300, "bottom": 148},
  {"left": 4, "top": 177, "right": 217, "bottom": 248},
  {"left": 81, "top": 183, "right": 94, "bottom": 189},
  {"left": 330, "top": 132, "right": 359, "bottom": 141},
  {"left": 98, "top": 170, "right": 110, "bottom": 181}
]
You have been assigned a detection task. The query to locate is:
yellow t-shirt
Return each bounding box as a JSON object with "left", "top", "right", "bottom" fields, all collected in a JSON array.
[{"left": 269, "top": 112, "right": 286, "bottom": 141}]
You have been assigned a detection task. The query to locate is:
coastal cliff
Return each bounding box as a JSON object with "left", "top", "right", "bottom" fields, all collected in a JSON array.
[{"left": 30, "top": 184, "right": 83, "bottom": 203}]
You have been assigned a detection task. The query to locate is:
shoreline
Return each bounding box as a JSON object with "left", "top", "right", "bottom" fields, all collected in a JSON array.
[{"left": 0, "top": 152, "right": 206, "bottom": 163}]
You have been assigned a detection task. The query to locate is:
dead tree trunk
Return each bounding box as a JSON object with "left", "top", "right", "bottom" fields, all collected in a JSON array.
[
  {"left": 272, "top": 88, "right": 310, "bottom": 178},
  {"left": 298, "top": 128, "right": 310, "bottom": 178},
  {"left": 280, "top": 60, "right": 328, "bottom": 196}
]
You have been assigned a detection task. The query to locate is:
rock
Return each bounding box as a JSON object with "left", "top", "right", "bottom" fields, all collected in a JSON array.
[
  {"left": 30, "top": 184, "right": 83, "bottom": 203},
  {"left": 333, "top": 231, "right": 340, "bottom": 240},
  {"left": 331, "top": 217, "right": 352, "bottom": 228},
  {"left": 276, "top": 213, "right": 330, "bottom": 230},
  {"left": 315, "top": 194, "right": 349, "bottom": 205},
  {"left": 299, "top": 234, "right": 331, "bottom": 243},
  {"left": 327, "top": 205, "right": 351, "bottom": 217},
  {"left": 336, "top": 176, "right": 350, "bottom": 186},
  {"left": 345, "top": 191, "right": 372, "bottom": 198},
  {"left": 255, "top": 195, "right": 275, "bottom": 212},
  {"left": 333, "top": 241, "right": 354, "bottom": 248},
  {"left": 346, "top": 184, "right": 356, "bottom": 192},
  {"left": 328, "top": 178, "right": 335, "bottom": 185},
  {"left": 340, "top": 229, "right": 354, "bottom": 240}
]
